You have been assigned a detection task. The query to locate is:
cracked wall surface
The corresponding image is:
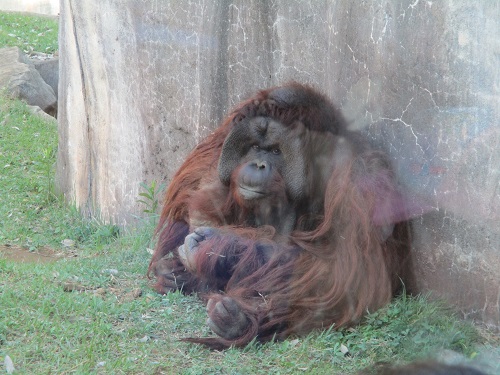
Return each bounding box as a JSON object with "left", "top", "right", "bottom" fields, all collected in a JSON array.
[{"left": 56, "top": 0, "right": 499, "bottom": 327}]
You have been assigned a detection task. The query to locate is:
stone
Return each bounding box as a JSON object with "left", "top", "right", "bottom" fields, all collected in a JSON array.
[
  {"left": 27, "top": 105, "right": 57, "bottom": 122},
  {"left": 0, "top": 47, "right": 57, "bottom": 116},
  {"left": 32, "top": 57, "right": 59, "bottom": 98},
  {"left": 57, "top": 0, "right": 500, "bottom": 329}
]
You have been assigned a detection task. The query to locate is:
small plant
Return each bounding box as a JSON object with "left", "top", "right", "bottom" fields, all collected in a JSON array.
[
  {"left": 137, "top": 180, "right": 166, "bottom": 214},
  {"left": 71, "top": 214, "right": 120, "bottom": 248}
]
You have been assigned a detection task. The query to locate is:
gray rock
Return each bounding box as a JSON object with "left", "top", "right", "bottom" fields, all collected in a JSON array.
[
  {"left": 0, "top": 47, "right": 57, "bottom": 116},
  {"left": 32, "top": 57, "right": 59, "bottom": 98},
  {"left": 27, "top": 105, "right": 57, "bottom": 123}
]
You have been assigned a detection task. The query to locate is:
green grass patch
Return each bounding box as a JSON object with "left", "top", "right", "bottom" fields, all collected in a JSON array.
[
  {"left": 0, "top": 11, "right": 58, "bottom": 54},
  {"left": 0, "top": 245, "right": 489, "bottom": 374},
  {"left": 0, "top": 96, "right": 120, "bottom": 251}
]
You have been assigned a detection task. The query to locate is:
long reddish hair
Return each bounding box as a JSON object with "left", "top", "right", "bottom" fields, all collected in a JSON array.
[{"left": 148, "top": 82, "right": 413, "bottom": 349}]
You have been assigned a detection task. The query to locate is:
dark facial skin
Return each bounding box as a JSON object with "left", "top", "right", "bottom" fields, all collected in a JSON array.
[
  {"left": 219, "top": 117, "right": 302, "bottom": 234},
  {"left": 234, "top": 117, "right": 287, "bottom": 200}
]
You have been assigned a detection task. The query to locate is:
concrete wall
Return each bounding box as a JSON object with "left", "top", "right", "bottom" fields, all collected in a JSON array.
[{"left": 56, "top": 1, "right": 499, "bottom": 328}]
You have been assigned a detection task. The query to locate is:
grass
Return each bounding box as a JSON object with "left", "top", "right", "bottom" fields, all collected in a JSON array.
[
  {"left": 0, "top": 11, "right": 58, "bottom": 54},
  {"left": 0, "top": 10, "right": 498, "bottom": 375},
  {"left": 0, "top": 97, "right": 120, "bottom": 251}
]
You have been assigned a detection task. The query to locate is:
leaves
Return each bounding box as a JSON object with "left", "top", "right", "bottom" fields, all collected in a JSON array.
[{"left": 137, "top": 181, "right": 166, "bottom": 214}]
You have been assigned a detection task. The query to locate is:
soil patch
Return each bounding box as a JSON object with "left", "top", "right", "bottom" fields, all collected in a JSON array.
[{"left": 0, "top": 244, "right": 65, "bottom": 263}]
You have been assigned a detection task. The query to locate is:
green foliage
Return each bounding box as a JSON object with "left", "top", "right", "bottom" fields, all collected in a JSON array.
[
  {"left": 137, "top": 180, "right": 166, "bottom": 214},
  {"left": 0, "top": 11, "right": 58, "bottom": 54}
]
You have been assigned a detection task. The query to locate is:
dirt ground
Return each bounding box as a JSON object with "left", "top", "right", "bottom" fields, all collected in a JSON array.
[{"left": 0, "top": 244, "right": 69, "bottom": 263}]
